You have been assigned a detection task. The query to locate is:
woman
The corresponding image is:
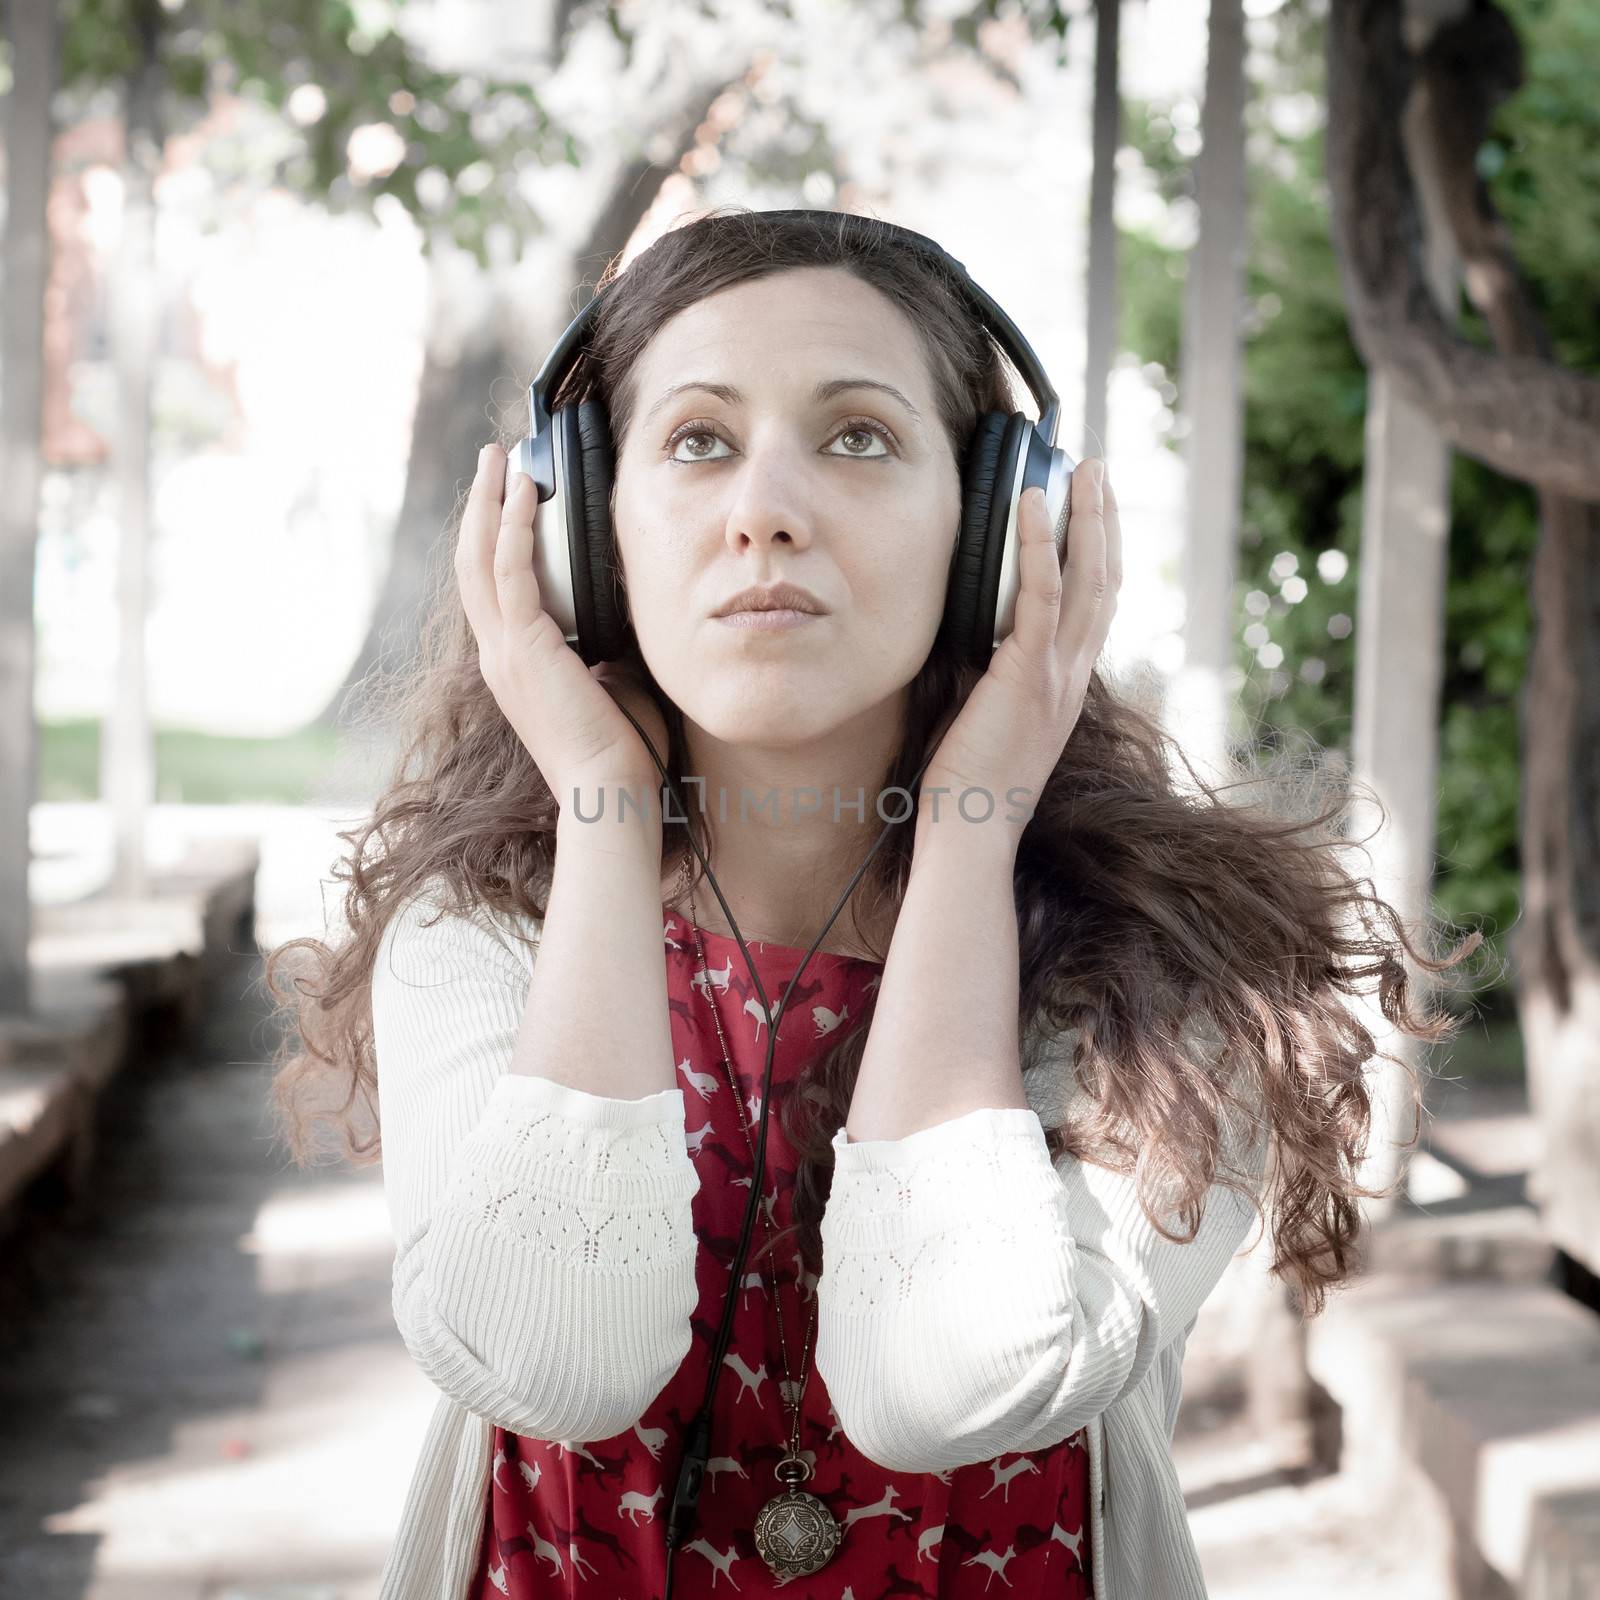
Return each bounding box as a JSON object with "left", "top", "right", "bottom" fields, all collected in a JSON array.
[{"left": 266, "top": 206, "right": 1483, "bottom": 1600}]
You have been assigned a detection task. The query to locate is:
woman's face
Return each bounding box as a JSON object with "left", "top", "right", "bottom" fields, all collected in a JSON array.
[{"left": 610, "top": 266, "right": 964, "bottom": 752}]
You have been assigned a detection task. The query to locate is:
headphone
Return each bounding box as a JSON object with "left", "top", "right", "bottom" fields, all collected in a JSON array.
[
  {"left": 504, "top": 211, "right": 1075, "bottom": 1595},
  {"left": 509, "top": 210, "right": 1075, "bottom": 668}
]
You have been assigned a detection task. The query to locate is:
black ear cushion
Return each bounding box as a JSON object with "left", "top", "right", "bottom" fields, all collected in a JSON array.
[
  {"left": 945, "top": 411, "right": 1022, "bottom": 664},
  {"left": 569, "top": 399, "right": 628, "bottom": 664}
]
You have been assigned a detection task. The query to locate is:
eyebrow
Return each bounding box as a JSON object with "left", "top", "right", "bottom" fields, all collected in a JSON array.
[{"left": 642, "top": 376, "right": 926, "bottom": 433}]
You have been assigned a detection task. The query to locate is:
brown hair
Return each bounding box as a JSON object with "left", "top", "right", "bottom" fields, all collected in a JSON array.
[{"left": 263, "top": 204, "right": 1489, "bottom": 1318}]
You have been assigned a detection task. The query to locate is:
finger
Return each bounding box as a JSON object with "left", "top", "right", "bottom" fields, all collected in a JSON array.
[
  {"left": 492, "top": 467, "right": 547, "bottom": 634},
  {"left": 1104, "top": 471, "right": 1122, "bottom": 593},
  {"left": 1092, "top": 469, "right": 1121, "bottom": 660},
  {"left": 457, "top": 444, "right": 506, "bottom": 636},
  {"left": 1056, "top": 459, "right": 1110, "bottom": 661},
  {"left": 1009, "top": 484, "right": 1065, "bottom": 657}
]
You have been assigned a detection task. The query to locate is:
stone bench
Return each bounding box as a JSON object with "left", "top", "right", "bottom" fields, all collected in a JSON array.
[
  {"left": 1306, "top": 1222, "right": 1600, "bottom": 1600},
  {"left": 0, "top": 838, "right": 259, "bottom": 1240}
]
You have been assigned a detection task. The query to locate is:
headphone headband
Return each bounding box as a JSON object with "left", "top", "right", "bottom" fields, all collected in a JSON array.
[{"left": 527, "top": 209, "right": 1060, "bottom": 447}]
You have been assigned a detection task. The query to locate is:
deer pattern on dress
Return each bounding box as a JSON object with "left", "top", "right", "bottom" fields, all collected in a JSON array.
[{"left": 468, "top": 905, "right": 1091, "bottom": 1598}]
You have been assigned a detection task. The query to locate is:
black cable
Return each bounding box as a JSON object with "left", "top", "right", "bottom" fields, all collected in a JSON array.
[{"left": 604, "top": 701, "right": 944, "bottom": 1596}]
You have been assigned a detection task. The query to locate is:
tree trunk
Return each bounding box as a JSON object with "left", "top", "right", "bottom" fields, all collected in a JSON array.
[
  {"left": 311, "top": 246, "right": 518, "bottom": 736},
  {"left": 1323, "top": 0, "right": 1600, "bottom": 1281},
  {"left": 311, "top": 70, "right": 741, "bottom": 738},
  {"left": 1083, "top": 0, "right": 1120, "bottom": 462},
  {"left": 1346, "top": 0, "right": 1465, "bottom": 1224},
  {"left": 1162, "top": 0, "right": 1321, "bottom": 1464},
  {"left": 1407, "top": 4, "right": 1600, "bottom": 1279},
  {"left": 1167, "top": 0, "right": 1246, "bottom": 795},
  {"left": 0, "top": 0, "right": 60, "bottom": 1014},
  {"left": 1518, "top": 491, "right": 1600, "bottom": 1276},
  {"left": 1324, "top": 0, "right": 1600, "bottom": 502},
  {"left": 102, "top": 0, "right": 163, "bottom": 901}
]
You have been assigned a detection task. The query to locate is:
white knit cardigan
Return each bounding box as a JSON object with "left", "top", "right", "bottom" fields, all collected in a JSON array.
[{"left": 370, "top": 879, "right": 1270, "bottom": 1600}]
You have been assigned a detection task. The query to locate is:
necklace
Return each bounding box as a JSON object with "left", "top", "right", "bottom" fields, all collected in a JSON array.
[{"left": 676, "top": 850, "right": 843, "bottom": 1578}]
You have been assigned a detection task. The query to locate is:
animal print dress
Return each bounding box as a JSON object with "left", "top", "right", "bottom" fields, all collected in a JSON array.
[{"left": 467, "top": 902, "right": 1092, "bottom": 1597}]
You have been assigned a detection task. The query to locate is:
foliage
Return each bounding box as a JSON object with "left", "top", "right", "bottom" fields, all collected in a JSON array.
[
  {"left": 24, "top": 0, "right": 1089, "bottom": 279},
  {"left": 941, "top": 0, "right": 1073, "bottom": 62},
  {"left": 48, "top": 0, "right": 579, "bottom": 266},
  {"left": 1114, "top": 0, "right": 1599, "bottom": 1011}
]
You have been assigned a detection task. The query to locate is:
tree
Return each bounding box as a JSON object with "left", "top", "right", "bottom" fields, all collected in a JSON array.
[
  {"left": 0, "top": 0, "right": 583, "bottom": 1001},
  {"left": 1113, "top": 0, "right": 1555, "bottom": 1034},
  {"left": 1083, "top": 0, "right": 1122, "bottom": 461},
  {"left": 1168, "top": 0, "right": 1249, "bottom": 795},
  {"left": 314, "top": 55, "right": 744, "bottom": 735},
  {"left": 1326, "top": 0, "right": 1600, "bottom": 1281},
  {"left": 314, "top": 0, "right": 1083, "bottom": 745},
  {"left": 0, "top": 0, "right": 62, "bottom": 1013},
  {"left": 101, "top": 0, "right": 162, "bottom": 901}
]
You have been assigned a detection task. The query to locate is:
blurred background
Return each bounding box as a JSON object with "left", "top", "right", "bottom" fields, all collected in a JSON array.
[{"left": 0, "top": 0, "right": 1595, "bottom": 1596}]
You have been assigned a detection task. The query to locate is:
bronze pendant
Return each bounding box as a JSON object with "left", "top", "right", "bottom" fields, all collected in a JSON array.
[{"left": 752, "top": 1461, "right": 842, "bottom": 1577}]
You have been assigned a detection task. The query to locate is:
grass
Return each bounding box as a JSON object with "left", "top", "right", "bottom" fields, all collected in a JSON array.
[
  {"left": 38, "top": 721, "right": 1529, "bottom": 1076},
  {"left": 39, "top": 718, "right": 348, "bottom": 806},
  {"left": 1430, "top": 1014, "right": 1526, "bottom": 1089}
]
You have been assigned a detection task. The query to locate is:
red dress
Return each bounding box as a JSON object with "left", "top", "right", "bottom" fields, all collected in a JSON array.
[{"left": 467, "top": 903, "right": 1092, "bottom": 1597}]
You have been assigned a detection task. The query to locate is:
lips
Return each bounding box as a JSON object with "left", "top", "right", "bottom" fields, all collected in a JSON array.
[
  {"left": 715, "top": 607, "right": 821, "bottom": 632},
  {"left": 713, "top": 582, "right": 827, "bottom": 617}
]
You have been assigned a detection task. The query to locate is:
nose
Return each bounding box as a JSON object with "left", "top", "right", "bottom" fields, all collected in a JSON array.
[{"left": 722, "top": 451, "right": 816, "bottom": 554}]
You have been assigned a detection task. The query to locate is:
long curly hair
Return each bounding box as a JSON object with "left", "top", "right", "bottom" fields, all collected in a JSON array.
[{"left": 264, "top": 204, "right": 1490, "bottom": 1319}]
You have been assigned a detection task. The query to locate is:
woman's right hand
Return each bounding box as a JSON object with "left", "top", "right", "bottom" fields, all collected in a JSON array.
[{"left": 456, "top": 442, "right": 670, "bottom": 808}]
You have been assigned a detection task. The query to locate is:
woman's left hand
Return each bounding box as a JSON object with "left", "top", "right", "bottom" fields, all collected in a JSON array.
[{"left": 916, "top": 457, "right": 1121, "bottom": 850}]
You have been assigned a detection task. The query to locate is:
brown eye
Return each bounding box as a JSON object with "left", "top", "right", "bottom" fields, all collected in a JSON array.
[
  {"left": 826, "top": 417, "right": 895, "bottom": 458},
  {"left": 666, "top": 424, "right": 732, "bottom": 463},
  {"left": 662, "top": 415, "right": 897, "bottom": 463}
]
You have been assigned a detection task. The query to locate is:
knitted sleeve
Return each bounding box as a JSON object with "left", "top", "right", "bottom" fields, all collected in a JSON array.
[
  {"left": 815, "top": 1084, "right": 1267, "bottom": 1473},
  {"left": 372, "top": 880, "right": 701, "bottom": 1442}
]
